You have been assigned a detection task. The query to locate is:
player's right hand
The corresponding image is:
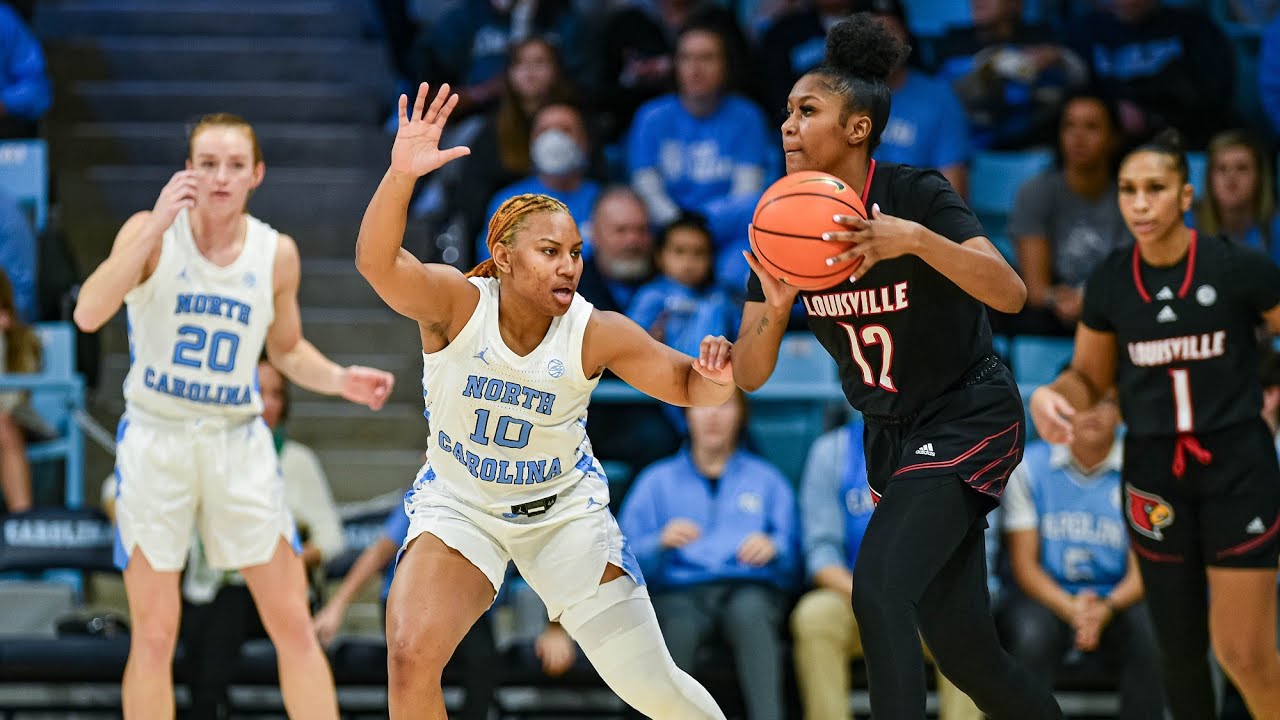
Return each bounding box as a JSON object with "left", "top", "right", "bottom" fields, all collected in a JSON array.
[
  {"left": 148, "top": 170, "right": 198, "bottom": 231},
  {"left": 1030, "top": 386, "right": 1075, "bottom": 444},
  {"left": 535, "top": 624, "right": 577, "bottom": 677},
  {"left": 390, "top": 82, "right": 472, "bottom": 178},
  {"left": 312, "top": 603, "right": 344, "bottom": 647},
  {"left": 741, "top": 249, "right": 800, "bottom": 309},
  {"left": 659, "top": 518, "right": 701, "bottom": 549}
]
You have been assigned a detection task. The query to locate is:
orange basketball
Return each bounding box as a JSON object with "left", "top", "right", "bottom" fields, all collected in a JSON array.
[{"left": 748, "top": 171, "right": 866, "bottom": 291}]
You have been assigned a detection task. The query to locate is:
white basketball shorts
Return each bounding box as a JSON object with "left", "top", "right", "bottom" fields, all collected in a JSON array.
[
  {"left": 401, "top": 467, "right": 644, "bottom": 621},
  {"left": 112, "top": 411, "right": 299, "bottom": 572}
]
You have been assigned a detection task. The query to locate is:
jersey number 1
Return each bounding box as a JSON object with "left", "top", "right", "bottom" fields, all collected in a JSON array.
[
  {"left": 1169, "top": 367, "right": 1193, "bottom": 432},
  {"left": 837, "top": 322, "right": 897, "bottom": 392}
]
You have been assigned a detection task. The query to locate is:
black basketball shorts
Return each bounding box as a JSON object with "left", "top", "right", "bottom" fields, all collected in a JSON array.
[
  {"left": 1123, "top": 419, "right": 1280, "bottom": 569},
  {"left": 863, "top": 357, "right": 1025, "bottom": 507}
]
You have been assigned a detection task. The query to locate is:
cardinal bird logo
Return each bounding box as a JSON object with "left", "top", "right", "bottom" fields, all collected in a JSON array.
[{"left": 1126, "top": 486, "right": 1175, "bottom": 540}]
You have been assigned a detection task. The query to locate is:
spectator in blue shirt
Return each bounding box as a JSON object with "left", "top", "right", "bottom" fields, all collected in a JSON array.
[
  {"left": 627, "top": 21, "right": 776, "bottom": 251},
  {"left": 1002, "top": 394, "right": 1164, "bottom": 718},
  {"left": 1066, "top": 0, "right": 1233, "bottom": 148},
  {"left": 1263, "top": 16, "right": 1280, "bottom": 137},
  {"left": 619, "top": 390, "right": 797, "bottom": 720},
  {"left": 476, "top": 103, "right": 601, "bottom": 261},
  {"left": 862, "top": 0, "right": 970, "bottom": 196},
  {"left": 628, "top": 214, "right": 739, "bottom": 359},
  {"left": 932, "top": 0, "right": 1087, "bottom": 150},
  {"left": 0, "top": 2, "right": 50, "bottom": 138},
  {"left": 756, "top": 0, "right": 856, "bottom": 124},
  {"left": 0, "top": 189, "right": 36, "bottom": 322},
  {"left": 311, "top": 500, "right": 498, "bottom": 720},
  {"left": 790, "top": 418, "right": 986, "bottom": 720},
  {"left": 1189, "top": 129, "right": 1279, "bottom": 264},
  {"left": 417, "top": 0, "right": 585, "bottom": 119}
]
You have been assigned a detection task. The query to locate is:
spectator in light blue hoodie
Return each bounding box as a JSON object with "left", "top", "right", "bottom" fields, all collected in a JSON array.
[{"left": 618, "top": 389, "right": 796, "bottom": 720}]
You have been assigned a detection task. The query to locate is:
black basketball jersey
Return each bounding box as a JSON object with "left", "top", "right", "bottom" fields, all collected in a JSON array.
[
  {"left": 1080, "top": 232, "right": 1280, "bottom": 437},
  {"left": 747, "top": 161, "right": 994, "bottom": 417}
]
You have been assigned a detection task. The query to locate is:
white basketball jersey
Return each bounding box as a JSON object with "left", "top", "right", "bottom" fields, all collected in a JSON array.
[
  {"left": 122, "top": 209, "right": 277, "bottom": 420},
  {"left": 419, "top": 277, "right": 601, "bottom": 512}
]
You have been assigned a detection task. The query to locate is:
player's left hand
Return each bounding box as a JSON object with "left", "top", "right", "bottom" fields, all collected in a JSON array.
[
  {"left": 737, "top": 532, "right": 777, "bottom": 567},
  {"left": 340, "top": 366, "right": 395, "bottom": 410},
  {"left": 535, "top": 623, "right": 578, "bottom": 677},
  {"left": 692, "top": 335, "right": 733, "bottom": 384},
  {"left": 823, "top": 204, "right": 922, "bottom": 282}
]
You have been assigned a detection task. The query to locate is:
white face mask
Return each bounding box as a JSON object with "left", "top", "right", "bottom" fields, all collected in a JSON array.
[{"left": 531, "top": 129, "right": 586, "bottom": 178}]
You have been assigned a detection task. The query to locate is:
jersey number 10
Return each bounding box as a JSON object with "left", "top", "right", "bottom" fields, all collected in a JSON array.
[
  {"left": 172, "top": 325, "right": 241, "bottom": 373},
  {"left": 469, "top": 408, "right": 533, "bottom": 449}
]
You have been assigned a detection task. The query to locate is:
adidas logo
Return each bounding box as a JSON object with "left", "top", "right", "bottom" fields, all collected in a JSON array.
[
  {"left": 915, "top": 443, "right": 936, "bottom": 457},
  {"left": 1156, "top": 286, "right": 1174, "bottom": 301},
  {"left": 1156, "top": 306, "right": 1178, "bottom": 323},
  {"left": 1247, "top": 517, "right": 1267, "bottom": 534}
]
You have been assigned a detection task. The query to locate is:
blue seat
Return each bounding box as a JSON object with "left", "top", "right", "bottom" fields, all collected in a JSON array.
[
  {"left": 0, "top": 322, "right": 86, "bottom": 507},
  {"left": 905, "top": 0, "right": 971, "bottom": 37},
  {"left": 970, "top": 150, "right": 1054, "bottom": 251},
  {"left": 749, "top": 334, "right": 844, "bottom": 482},
  {"left": 0, "top": 139, "right": 48, "bottom": 232},
  {"left": 969, "top": 149, "right": 1055, "bottom": 218},
  {"left": 1186, "top": 151, "right": 1208, "bottom": 199},
  {"left": 1010, "top": 334, "right": 1075, "bottom": 389}
]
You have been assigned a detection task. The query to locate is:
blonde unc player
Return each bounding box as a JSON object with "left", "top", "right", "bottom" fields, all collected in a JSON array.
[
  {"left": 73, "top": 114, "right": 395, "bottom": 720},
  {"left": 357, "top": 83, "right": 733, "bottom": 720}
]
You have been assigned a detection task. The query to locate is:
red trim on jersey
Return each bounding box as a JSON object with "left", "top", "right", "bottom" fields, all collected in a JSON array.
[
  {"left": 860, "top": 160, "right": 876, "bottom": 208},
  {"left": 1131, "top": 230, "right": 1199, "bottom": 303},
  {"left": 970, "top": 429, "right": 1024, "bottom": 494},
  {"left": 1171, "top": 433, "right": 1212, "bottom": 479},
  {"left": 891, "top": 422, "right": 1020, "bottom": 477},
  {"left": 1132, "top": 541, "right": 1183, "bottom": 564},
  {"left": 868, "top": 484, "right": 882, "bottom": 507},
  {"left": 1216, "top": 513, "right": 1280, "bottom": 560}
]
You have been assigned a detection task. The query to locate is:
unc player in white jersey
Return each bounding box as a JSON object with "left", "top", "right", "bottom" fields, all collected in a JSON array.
[
  {"left": 357, "top": 84, "right": 733, "bottom": 719},
  {"left": 73, "top": 114, "right": 395, "bottom": 720}
]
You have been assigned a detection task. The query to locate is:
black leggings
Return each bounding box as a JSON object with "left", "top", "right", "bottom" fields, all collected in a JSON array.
[
  {"left": 1129, "top": 557, "right": 1217, "bottom": 719},
  {"left": 851, "top": 474, "right": 1063, "bottom": 720}
]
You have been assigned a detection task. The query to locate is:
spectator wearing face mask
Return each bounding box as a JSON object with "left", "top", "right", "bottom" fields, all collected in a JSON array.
[{"left": 475, "top": 103, "right": 601, "bottom": 261}]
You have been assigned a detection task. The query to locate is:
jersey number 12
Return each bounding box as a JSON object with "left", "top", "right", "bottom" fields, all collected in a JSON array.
[{"left": 838, "top": 322, "right": 897, "bottom": 392}]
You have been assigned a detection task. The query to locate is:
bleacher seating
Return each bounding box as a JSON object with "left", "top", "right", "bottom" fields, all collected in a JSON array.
[
  {"left": 21, "top": 323, "right": 87, "bottom": 506},
  {"left": 969, "top": 149, "right": 1055, "bottom": 265},
  {"left": 0, "top": 139, "right": 49, "bottom": 232}
]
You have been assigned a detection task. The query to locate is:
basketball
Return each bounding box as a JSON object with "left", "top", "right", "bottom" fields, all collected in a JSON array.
[{"left": 748, "top": 171, "right": 867, "bottom": 291}]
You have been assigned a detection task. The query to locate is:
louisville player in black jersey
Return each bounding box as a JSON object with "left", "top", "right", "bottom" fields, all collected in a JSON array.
[
  {"left": 1031, "top": 130, "right": 1280, "bottom": 719},
  {"left": 734, "top": 14, "right": 1063, "bottom": 720}
]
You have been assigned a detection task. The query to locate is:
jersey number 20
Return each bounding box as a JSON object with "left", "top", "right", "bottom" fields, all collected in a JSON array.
[
  {"left": 838, "top": 322, "right": 897, "bottom": 392},
  {"left": 173, "top": 325, "right": 240, "bottom": 373}
]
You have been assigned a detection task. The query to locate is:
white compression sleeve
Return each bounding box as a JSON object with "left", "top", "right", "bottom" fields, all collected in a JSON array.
[{"left": 558, "top": 576, "right": 726, "bottom": 720}]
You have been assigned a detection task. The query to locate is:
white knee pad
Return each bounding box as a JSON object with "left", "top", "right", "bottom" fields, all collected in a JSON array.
[{"left": 559, "top": 577, "right": 726, "bottom": 720}]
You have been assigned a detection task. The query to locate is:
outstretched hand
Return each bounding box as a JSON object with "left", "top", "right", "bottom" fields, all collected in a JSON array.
[
  {"left": 692, "top": 335, "right": 734, "bottom": 385},
  {"left": 390, "top": 82, "right": 472, "bottom": 178},
  {"left": 1029, "top": 386, "right": 1075, "bottom": 444},
  {"left": 340, "top": 366, "right": 395, "bottom": 411}
]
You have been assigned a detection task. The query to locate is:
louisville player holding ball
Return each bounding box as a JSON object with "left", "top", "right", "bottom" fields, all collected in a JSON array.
[
  {"left": 735, "top": 13, "right": 1062, "bottom": 720},
  {"left": 1032, "top": 130, "right": 1280, "bottom": 719}
]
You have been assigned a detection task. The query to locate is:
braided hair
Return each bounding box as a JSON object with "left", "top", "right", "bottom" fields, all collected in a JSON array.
[{"left": 467, "top": 193, "right": 573, "bottom": 278}]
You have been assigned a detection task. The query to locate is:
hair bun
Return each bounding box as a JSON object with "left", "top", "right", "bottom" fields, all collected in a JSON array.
[
  {"left": 824, "top": 14, "right": 908, "bottom": 83},
  {"left": 1149, "top": 127, "right": 1185, "bottom": 153}
]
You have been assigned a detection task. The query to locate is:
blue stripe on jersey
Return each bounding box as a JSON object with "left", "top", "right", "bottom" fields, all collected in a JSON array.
[
  {"left": 125, "top": 309, "right": 136, "bottom": 365},
  {"left": 619, "top": 541, "right": 646, "bottom": 587}
]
